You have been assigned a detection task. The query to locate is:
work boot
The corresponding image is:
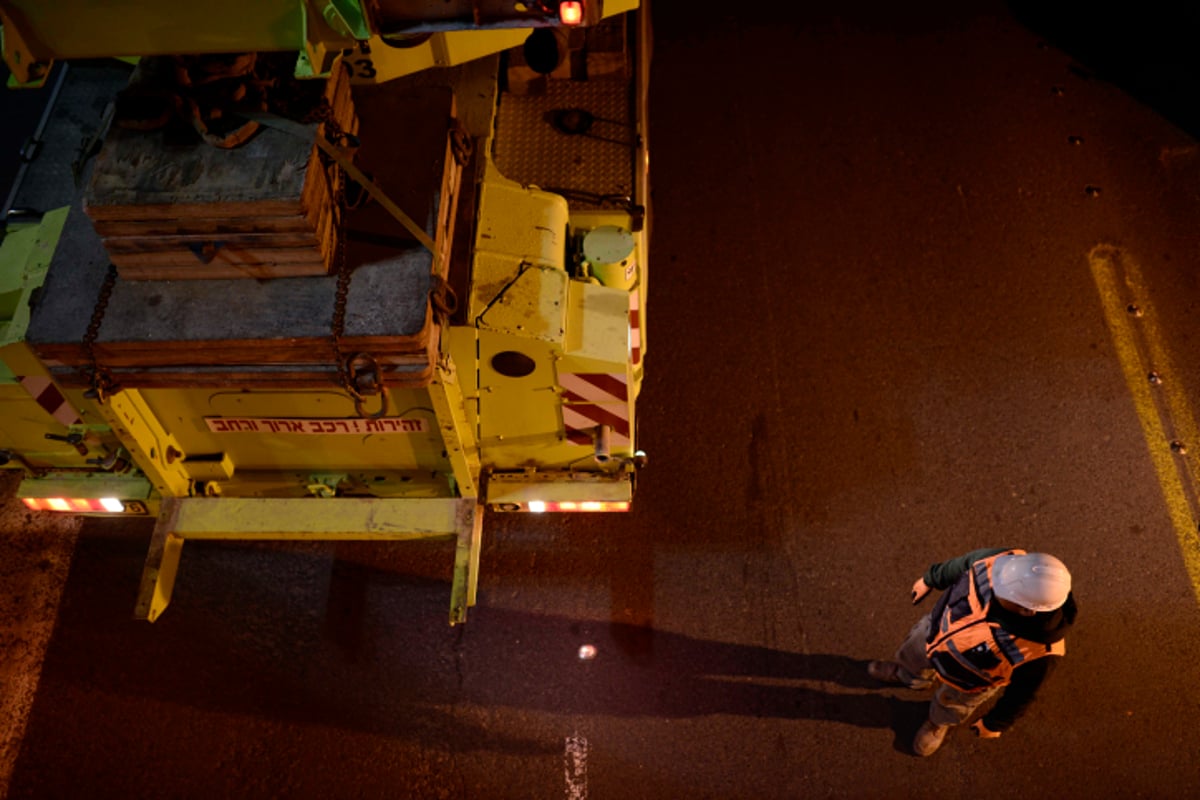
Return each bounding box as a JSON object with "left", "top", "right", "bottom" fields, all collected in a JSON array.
[
  {"left": 912, "top": 720, "right": 949, "bottom": 757},
  {"left": 868, "top": 660, "right": 933, "bottom": 690},
  {"left": 867, "top": 660, "right": 903, "bottom": 684}
]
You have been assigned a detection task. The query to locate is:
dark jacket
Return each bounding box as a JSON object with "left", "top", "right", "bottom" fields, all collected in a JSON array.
[{"left": 922, "top": 547, "right": 1077, "bottom": 732}]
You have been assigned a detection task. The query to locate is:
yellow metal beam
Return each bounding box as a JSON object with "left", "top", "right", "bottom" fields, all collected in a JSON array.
[
  {"left": 133, "top": 495, "right": 481, "bottom": 622},
  {"left": 449, "top": 501, "right": 484, "bottom": 625},
  {"left": 486, "top": 473, "right": 633, "bottom": 505},
  {"left": 134, "top": 498, "right": 184, "bottom": 622},
  {"left": 155, "top": 496, "right": 466, "bottom": 539},
  {"left": 99, "top": 390, "right": 192, "bottom": 498},
  {"left": 428, "top": 347, "right": 481, "bottom": 498}
]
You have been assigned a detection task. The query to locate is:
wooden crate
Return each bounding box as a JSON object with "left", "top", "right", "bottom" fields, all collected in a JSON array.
[
  {"left": 29, "top": 82, "right": 462, "bottom": 392},
  {"left": 83, "top": 57, "right": 357, "bottom": 280}
]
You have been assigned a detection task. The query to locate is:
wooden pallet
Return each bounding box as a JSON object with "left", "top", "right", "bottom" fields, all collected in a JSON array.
[
  {"left": 83, "top": 56, "right": 357, "bottom": 280},
  {"left": 28, "top": 83, "right": 465, "bottom": 392}
]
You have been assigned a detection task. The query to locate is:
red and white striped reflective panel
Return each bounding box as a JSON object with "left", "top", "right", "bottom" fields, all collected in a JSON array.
[
  {"left": 629, "top": 291, "right": 642, "bottom": 366},
  {"left": 559, "top": 372, "right": 631, "bottom": 447},
  {"left": 17, "top": 375, "right": 82, "bottom": 426},
  {"left": 22, "top": 497, "right": 125, "bottom": 513},
  {"left": 528, "top": 500, "right": 629, "bottom": 512}
]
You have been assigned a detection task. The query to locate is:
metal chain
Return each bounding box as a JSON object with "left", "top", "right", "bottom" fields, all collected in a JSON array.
[
  {"left": 303, "top": 97, "right": 359, "bottom": 149},
  {"left": 449, "top": 122, "right": 473, "bottom": 167},
  {"left": 325, "top": 147, "right": 387, "bottom": 419},
  {"left": 80, "top": 262, "right": 120, "bottom": 401},
  {"left": 328, "top": 159, "right": 357, "bottom": 399},
  {"left": 429, "top": 273, "right": 458, "bottom": 328}
]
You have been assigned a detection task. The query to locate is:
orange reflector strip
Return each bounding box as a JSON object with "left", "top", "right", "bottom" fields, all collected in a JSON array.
[
  {"left": 22, "top": 497, "right": 126, "bottom": 513},
  {"left": 527, "top": 500, "right": 628, "bottom": 512},
  {"left": 559, "top": 1, "right": 583, "bottom": 25}
]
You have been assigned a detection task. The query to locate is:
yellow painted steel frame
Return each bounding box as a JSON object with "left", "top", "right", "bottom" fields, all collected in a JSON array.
[
  {"left": 97, "top": 390, "right": 192, "bottom": 499},
  {"left": 136, "top": 496, "right": 484, "bottom": 624},
  {"left": 342, "top": 0, "right": 642, "bottom": 85},
  {"left": 3, "top": 0, "right": 642, "bottom": 87},
  {"left": 429, "top": 331, "right": 482, "bottom": 498},
  {"left": 117, "top": 335, "right": 485, "bottom": 623},
  {"left": 343, "top": 30, "right": 528, "bottom": 85}
]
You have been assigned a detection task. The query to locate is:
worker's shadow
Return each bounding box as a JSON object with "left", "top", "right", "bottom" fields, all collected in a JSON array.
[
  {"left": 314, "top": 562, "right": 931, "bottom": 753},
  {"left": 432, "top": 609, "right": 932, "bottom": 754}
]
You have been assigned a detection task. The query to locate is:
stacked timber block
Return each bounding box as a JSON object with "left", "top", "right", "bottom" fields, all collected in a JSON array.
[
  {"left": 83, "top": 55, "right": 358, "bottom": 280},
  {"left": 25, "top": 79, "right": 464, "bottom": 392}
]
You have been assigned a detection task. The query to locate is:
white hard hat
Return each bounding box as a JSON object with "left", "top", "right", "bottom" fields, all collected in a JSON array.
[{"left": 992, "top": 553, "right": 1072, "bottom": 612}]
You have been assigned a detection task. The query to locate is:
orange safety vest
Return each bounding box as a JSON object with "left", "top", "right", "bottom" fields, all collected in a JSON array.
[{"left": 925, "top": 549, "right": 1066, "bottom": 693}]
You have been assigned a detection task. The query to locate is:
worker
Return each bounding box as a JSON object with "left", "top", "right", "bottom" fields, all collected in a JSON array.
[{"left": 867, "top": 548, "right": 1076, "bottom": 756}]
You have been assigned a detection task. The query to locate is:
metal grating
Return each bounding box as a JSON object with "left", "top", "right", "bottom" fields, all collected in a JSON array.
[{"left": 493, "top": 76, "right": 635, "bottom": 210}]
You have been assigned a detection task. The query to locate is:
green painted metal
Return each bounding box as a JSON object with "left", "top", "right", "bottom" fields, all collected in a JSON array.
[
  {"left": 1, "top": 1, "right": 306, "bottom": 59},
  {"left": 319, "top": 0, "right": 370, "bottom": 39},
  {"left": 306, "top": 472, "right": 349, "bottom": 497},
  {"left": 17, "top": 471, "right": 154, "bottom": 502},
  {"left": 0, "top": 208, "right": 68, "bottom": 347}
]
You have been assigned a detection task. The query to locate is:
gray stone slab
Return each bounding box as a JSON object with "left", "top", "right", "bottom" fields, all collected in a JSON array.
[
  {"left": 8, "top": 61, "right": 133, "bottom": 218},
  {"left": 26, "top": 200, "right": 432, "bottom": 345},
  {"left": 21, "top": 57, "right": 461, "bottom": 350}
]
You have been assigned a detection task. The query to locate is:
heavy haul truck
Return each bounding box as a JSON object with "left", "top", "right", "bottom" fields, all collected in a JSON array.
[{"left": 0, "top": 0, "right": 650, "bottom": 623}]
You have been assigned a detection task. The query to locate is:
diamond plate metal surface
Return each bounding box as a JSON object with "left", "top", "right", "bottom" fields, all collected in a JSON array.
[{"left": 493, "top": 77, "right": 635, "bottom": 210}]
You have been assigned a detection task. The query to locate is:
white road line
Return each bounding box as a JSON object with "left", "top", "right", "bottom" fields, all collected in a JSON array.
[{"left": 564, "top": 734, "right": 589, "bottom": 800}]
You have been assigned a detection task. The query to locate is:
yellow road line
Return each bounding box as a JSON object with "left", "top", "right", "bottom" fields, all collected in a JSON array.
[{"left": 1089, "top": 245, "right": 1200, "bottom": 605}]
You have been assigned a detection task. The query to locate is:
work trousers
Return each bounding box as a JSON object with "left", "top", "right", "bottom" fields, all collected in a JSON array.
[{"left": 893, "top": 612, "right": 1000, "bottom": 727}]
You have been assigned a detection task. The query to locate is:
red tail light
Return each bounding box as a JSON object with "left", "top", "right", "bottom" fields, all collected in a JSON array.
[
  {"left": 528, "top": 500, "right": 628, "bottom": 512},
  {"left": 559, "top": 1, "right": 583, "bottom": 25}
]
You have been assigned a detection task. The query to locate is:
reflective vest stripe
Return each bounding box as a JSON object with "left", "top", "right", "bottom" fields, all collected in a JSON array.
[
  {"left": 992, "top": 627, "right": 1028, "bottom": 665},
  {"left": 973, "top": 558, "right": 994, "bottom": 603}
]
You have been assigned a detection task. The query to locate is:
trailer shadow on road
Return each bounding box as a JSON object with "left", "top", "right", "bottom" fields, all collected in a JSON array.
[{"left": 13, "top": 529, "right": 934, "bottom": 787}]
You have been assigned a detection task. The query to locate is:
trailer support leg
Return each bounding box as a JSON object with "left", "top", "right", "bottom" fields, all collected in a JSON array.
[
  {"left": 134, "top": 497, "right": 185, "bottom": 622},
  {"left": 449, "top": 501, "right": 484, "bottom": 625}
]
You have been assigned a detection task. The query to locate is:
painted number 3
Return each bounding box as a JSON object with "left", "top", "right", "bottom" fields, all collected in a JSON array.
[
  {"left": 351, "top": 57, "right": 377, "bottom": 79},
  {"left": 343, "top": 44, "right": 377, "bottom": 80}
]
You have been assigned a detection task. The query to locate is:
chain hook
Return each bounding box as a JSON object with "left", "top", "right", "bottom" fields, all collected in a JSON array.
[{"left": 346, "top": 353, "right": 388, "bottom": 419}]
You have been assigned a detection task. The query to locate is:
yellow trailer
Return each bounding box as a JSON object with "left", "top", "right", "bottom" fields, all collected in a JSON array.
[{"left": 0, "top": 0, "right": 650, "bottom": 623}]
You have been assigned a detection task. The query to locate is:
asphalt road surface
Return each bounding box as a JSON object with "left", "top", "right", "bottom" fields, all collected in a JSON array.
[{"left": 4, "top": 1, "right": 1200, "bottom": 797}]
